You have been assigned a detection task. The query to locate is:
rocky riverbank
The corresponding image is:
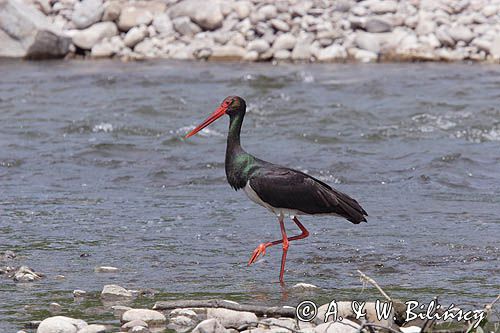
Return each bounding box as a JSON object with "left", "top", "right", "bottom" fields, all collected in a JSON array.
[
  {"left": 2, "top": 251, "right": 497, "bottom": 333},
  {"left": 1, "top": 0, "right": 500, "bottom": 62}
]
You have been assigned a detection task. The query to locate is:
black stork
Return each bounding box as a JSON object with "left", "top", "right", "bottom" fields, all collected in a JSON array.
[{"left": 185, "top": 96, "right": 367, "bottom": 284}]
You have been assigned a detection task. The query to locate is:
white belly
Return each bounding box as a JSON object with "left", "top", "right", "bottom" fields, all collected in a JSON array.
[{"left": 243, "top": 181, "right": 302, "bottom": 217}]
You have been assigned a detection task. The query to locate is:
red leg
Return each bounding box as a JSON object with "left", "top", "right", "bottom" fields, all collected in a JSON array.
[
  {"left": 248, "top": 216, "right": 309, "bottom": 265},
  {"left": 278, "top": 215, "right": 288, "bottom": 285}
]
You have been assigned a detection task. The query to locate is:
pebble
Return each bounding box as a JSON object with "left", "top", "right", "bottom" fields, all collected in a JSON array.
[
  {"left": 73, "top": 289, "right": 87, "bottom": 298},
  {"left": 121, "top": 319, "right": 149, "bottom": 330},
  {"left": 129, "top": 326, "right": 150, "bottom": 333},
  {"left": 247, "top": 39, "right": 270, "bottom": 53},
  {"left": 192, "top": 318, "right": 227, "bottom": 333},
  {"left": 291, "top": 282, "right": 320, "bottom": 291},
  {"left": 206, "top": 308, "right": 257, "bottom": 328},
  {"left": 355, "top": 32, "right": 381, "bottom": 53},
  {"left": 364, "top": 17, "right": 393, "bottom": 33},
  {"left": 316, "top": 44, "right": 347, "bottom": 61},
  {"left": 118, "top": 5, "right": 154, "bottom": 31},
  {"left": 314, "top": 319, "right": 360, "bottom": 333},
  {"left": 100, "top": 284, "right": 134, "bottom": 301},
  {"left": 76, "top": 324, "right": 108, "bottom": 333},
  {"left": 121, "top": 309, "right": 166, "bottom": 327},
  {"left": 71, "top": 22, "right": 118, "bottom": 50},
  {"left": 37, "top": 316, "right": 87, "bottom": 333},
  {"left": 272, "top": 33, "right": 296, "bottom": 50},
  {"left": 124, "top": 26, "right": 148, "bottom": 48},
  {"left": 94, "top": 266, "right": 120, "bottom": 273},
  {"left": 168, "top": 0, "right": 224, "bottom": 30},
  {"left": 49, "top": 302, "right": 62, "bottom": 313}
]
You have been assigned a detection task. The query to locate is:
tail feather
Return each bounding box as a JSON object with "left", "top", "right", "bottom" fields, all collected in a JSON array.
[{"left": 331, "top": 189, "right": 368, "bottom": 224}]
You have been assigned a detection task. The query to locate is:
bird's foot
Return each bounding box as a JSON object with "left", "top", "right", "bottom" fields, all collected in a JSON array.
[{"left": 248, "top": 243, "right": 270, "bottom": 265}]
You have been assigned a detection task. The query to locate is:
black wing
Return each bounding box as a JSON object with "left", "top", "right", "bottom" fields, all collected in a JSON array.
[{"left": 249, "top": 166, "right": 367, "bottom": 224}]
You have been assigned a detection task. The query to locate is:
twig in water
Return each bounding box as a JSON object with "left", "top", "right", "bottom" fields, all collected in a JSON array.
[{"left": 357, "top": 269, "right": 392, "bottom": 302}]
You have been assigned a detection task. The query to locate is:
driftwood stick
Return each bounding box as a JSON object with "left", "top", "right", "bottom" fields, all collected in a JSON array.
[
  {"left": 153, "top": 299, "right": 296, "bottom": 318},
  {"left": 357, "top": 270, "right": 392, "bottom": 302}
]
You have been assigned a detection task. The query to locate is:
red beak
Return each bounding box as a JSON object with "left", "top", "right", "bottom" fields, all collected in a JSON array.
[{"left": 185, "top": 105, "right": 228, "bottom": 138}]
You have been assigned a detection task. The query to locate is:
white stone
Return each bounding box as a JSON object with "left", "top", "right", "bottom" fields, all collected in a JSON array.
[
  {"left": 355, "top": 32, "right": 380, "bottom": 53},
  {"left": 118, "top": 6, "right": 153, "bottom": 31},
  {"left": 94, "top": 266, "right": 119, "bottom": 273},
  {"left": 100, "top": 284, "right": 133, "bottom": 300},
  {"left": 259, "top": 318, "right": 297, "bottom": 330},
  {"left": 76, "top": 324, "right": 107, "bottom": 333},
  {"left": 272, "top": 33, "right": 296, "bottom": 50},
  {"left": 369, "top": 0, "right": 398, "bottom": 14},
  {"left": 91, "top": 39, "right": 115, "bottom": 57},
  {"left": 206, "top": 308, "right": 257, "bottom": 328},
  {"left": 49, "top": 302, "right": 62, "bottom": 313},
  {"left": 258, "top": 4, "right": 277, "bottom": 19},
  {"left": 112, "top": 305, "right": 132, "bottom": 318},
  {"left": 13, "top": 266, "right": 41, "bottom": 282},
  {"left": 350, "top": 48, "right": 378, "bottom": 62},
  {"left": 173, "top": 16, "right": 201, "bottom": 36},
  {"left": 130, "top": 326, "right": 150, "bottom": 333},
  {"left": 169, "top": 309, "right": 199, "bottom": 319},
  {"left": 270, "top": 19, "right": 289, "bottom": 32},
  {"left": 71, "top": 22, "right": 118, "bottom": 50},
  {"left": 168, "top": 0, "right": 223, "bottom": 30},
  {"left": 37, "top": 316, "right": 87, "bottom": 333},
  {"left": 210, "top": 45, "right": 246, "bottom": 59},
  {"left": 291, "top": 36, "right": 313, "bottom": 60},
  {"left": 153, "top": 13, "right": 174, "bottom": 35},
  {"left": 472, "top": 38, "right": 492, "bottom": 53},
  {"left": 273, "top": 49, "right": 290, "bottom": 60},
  {"left": 317, "top": 45, "right": 347, "bottom": 61},
  {"left": 121, "top": 319, "right": 148, "bottom": 330},
  {"left": 122, "top": 309, "right": 166, "bottom": 327},
  {"left": 73, "top": 290, "right": 86, "bottom": 297},
  {"left": 192, "top": 318, "right": 228, "bottom": 333},
  {"left": 247, "top": 39, "right": 270, "bottom": 53},
  {"left": 102, "top": 1, "right": 120, "bottom": 21},
  {"left": 449, "top": 25, "right": 474, "bottom": 43},
  {"left": 436, "top": 26, "right": 455, "bottom": 47},
  {"left": 123, "top": 26, "right": 148, "bottom": 48},
  {"left": 72, "top": 0, "right": 103, "bottom": 29},
  {"left": 243, "top": 50, "right": 259, "bottom": 61},
  {"left": 490, "top": 35, "right": 500, "bottom": 58},
  {"left": 314, "top": 319, "right": 360, "bottom": 333},
  {"left": 482, "top": 5, "right": 497, "bottom": 17},
  {"left": 233, "top": 1, "right": 251, "bottom": 19}
]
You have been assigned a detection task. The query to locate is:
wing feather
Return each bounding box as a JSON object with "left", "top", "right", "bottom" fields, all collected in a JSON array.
[{"left": 249, "top": 167, "right": 367, "bottom": 223}]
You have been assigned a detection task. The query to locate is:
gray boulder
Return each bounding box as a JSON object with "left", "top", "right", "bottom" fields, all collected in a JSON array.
[
  {"left": 168, "top": 0, "right": 223, "bottom": 30},
  {"left": 0, "top": 0, "right": 70, "bottom": 59}
]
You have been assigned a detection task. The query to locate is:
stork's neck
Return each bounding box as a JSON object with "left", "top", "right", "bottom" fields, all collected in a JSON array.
[
  {"left": 226, "top": 112, "right": 243, "bottom": 154},
  {"left": 225, "top": 112, "right": 250, "bottom": 190}
]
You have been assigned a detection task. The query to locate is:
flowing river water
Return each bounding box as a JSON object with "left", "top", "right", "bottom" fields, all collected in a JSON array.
[{"left": 0, "top": 60, "right": 499, "bottom": 331}]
